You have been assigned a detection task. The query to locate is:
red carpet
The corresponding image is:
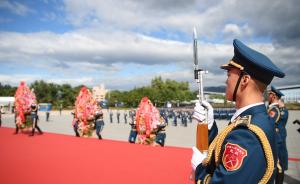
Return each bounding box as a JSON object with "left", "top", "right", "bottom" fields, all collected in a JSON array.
[{"left": 0, "top": 127, "right": 193, "bottom": 184}]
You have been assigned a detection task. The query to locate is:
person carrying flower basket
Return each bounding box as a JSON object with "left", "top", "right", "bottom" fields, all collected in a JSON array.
[{"left": 14, "top": 82, "right": 38, "bottom": 134}]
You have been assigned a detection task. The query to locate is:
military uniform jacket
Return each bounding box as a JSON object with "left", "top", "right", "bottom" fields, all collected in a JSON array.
[
  {"left": 268, "top": 103, "right": 282, "bottom": 144},
  {"left": 278, "top": 107, "right": 288, "bottom": 140},
  {"left": 195, "top": 104, "right": 277, "bottom": 184},
  {"left": 268, "top": 104, "right": 288, "bottom": 171}
]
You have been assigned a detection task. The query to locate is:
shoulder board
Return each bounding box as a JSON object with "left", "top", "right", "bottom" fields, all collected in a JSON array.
[{"left": 233, "top": 115, "right": 252, "bottom": 127}]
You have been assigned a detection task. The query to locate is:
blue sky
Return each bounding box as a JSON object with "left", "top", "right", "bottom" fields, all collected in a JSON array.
[{"left": 0, "top": 0, "right": 299, "bottom": 90}]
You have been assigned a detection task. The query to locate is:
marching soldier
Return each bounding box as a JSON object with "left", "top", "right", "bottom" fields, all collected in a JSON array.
[
  {"left": 30, "top": 104, "right": 43, "bottom": 136},
  {"left": 0, "top": 105, "right": 3, "bottom": 127},
  {"left": 109, "top": 110, "right": 113, "bottom": 123},
  {"left": 117, "top": 110, "right": 120, "bottom": 123},
  {"left": 154, "top": 118, "right": 167, "bottom": 147},
  {"left": 94, "top": 111, "right": 104, "bottom": 140},
  {"left": 173, "top": 111, "right": 178, "bottom": 126},
  {"left": 268, "top": 86, "right": 289, "bottom": 184},
  {"left": 128, "top": 119, "right": 137, "bottom": 143},
  {"left": 124, "top": 111, "right": 128, "bottom": 124},
  {"left": 182, "top": 111, "right": 188, "bottom": 127},
  {"left": 71, "top": 111, "right": 80, "bottom": 137},
  {"left": 191, "top": 39, "right": 285, "bottom": 183}
]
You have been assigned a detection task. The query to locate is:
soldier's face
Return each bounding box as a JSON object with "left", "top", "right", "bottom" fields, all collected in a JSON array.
[
  {"left": 268, "top": 92, "right": 276, "bottom": 103},
  {"left": 225, "top": 68, "right": 240, "bottom": 101}
]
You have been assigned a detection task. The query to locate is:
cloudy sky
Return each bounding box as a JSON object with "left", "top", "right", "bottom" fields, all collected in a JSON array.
[{"left": 0, "top": 0, "right": 299, "bottom": 91}]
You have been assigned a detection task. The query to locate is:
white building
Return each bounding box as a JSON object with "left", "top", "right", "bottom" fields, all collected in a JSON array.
[
  {"left": 0, "top": 97, "right": 15, "bottom": 113},
  {"left": 92, "top": 84, "right": 107, "bottom": 102}
]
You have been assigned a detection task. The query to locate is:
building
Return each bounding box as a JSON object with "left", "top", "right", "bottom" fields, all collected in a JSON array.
[
  {"left": 0, "top": 97, "right": 15, "bottom": 113},
  {"left": 277, "top": 85, "right": 300, "bottom": 103},
  {"left": 92, "top": 84, "right": 107, "bottom": 102}
]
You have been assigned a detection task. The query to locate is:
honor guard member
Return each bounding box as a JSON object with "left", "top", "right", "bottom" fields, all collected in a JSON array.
[
  {"left": 128, "top": 120, "right": 137, "bottom": 143},
  {"left": 0, "top": 105, "right": 3, "bottom": 127},
  {"left": 94, "top": 111, "right": 104, "bottom": 140},
  {"left": 117, "top": 110, "right": 120, "bottom": 123},
  {"left": 109, "top": 110, "right": 113, "bottom": 123},
  {"left": 124, "top": 111, "right": 128, "bottom": 124},
  {"left": 46, "top": 111, "right": 50, "bottom": 122},
  {"left": 154, "top": 118, "right": 167, "bottom": 146},
  {"left": 173, "top": 111, "right": 178, "bottom": 126},
  {"left": 30, "top": 103, "right": 43, "bottom": 136},
  {"left": 268, "top": 86, "right": 288, "bottom": 184},
  {"left": 71, "top": 111, "right": 80, "bottom": 137},
  {"left": 278, "top": 99, "right": 289, "bottom": 175},
  {"left": 191, "top": 39, "right": 285, "bottom": 184}
]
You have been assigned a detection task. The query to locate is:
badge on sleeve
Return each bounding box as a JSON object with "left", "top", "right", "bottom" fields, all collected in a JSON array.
[
  {"left": 269, "top": 110, "right": 275, "bottom": 118},
  {"left": 222, "top": 143, "right": 247, "bottom": 171}
]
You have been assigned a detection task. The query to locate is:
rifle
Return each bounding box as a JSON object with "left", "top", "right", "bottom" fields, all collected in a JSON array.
[{"left": 193, "top": 27, "right": 208, "bottom": 153}]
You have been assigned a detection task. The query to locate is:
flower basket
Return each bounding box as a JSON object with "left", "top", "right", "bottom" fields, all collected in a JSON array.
[
  {"left": 78, "top": 120, "right": 95, "bottom": 137},
  {"left": 14, "top": 81, "right": 37, "bottom": 132},
  {"left": 135, "top": 97, "right": 165, "bottom": 145},
  {"left": 73, "top": 86, "right": 101, "bottom": 137}
]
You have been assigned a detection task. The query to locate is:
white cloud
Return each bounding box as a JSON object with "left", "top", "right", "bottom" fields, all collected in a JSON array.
[
  {"left": 1, "top": 28, "right": 299, "bottom": 89},
  {"left": 0, "top": 0, "right": 299, "bottom": 90}
]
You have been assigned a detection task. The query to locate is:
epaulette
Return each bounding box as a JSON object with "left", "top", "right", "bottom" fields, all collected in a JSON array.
[
  {"left": 268, "top": 106, "right": 281, "bottom": 123},
  {"left": 233, "top": 115, "right": 252, "bottom": 127}
]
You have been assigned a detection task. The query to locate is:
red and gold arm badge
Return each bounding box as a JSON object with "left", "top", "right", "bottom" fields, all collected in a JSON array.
[
  {"left": 268, "top": 110, "right": 275, "bottom": 118},
  {"left": 222, "top": 143, "right": 248, "bottom": 171}
]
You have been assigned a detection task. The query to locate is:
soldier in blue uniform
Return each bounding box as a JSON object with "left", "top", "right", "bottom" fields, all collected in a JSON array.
[
  {"left": 191, "top": 39, "right": 285, "bottom": 183},
  {"left": 128, "top": 119, "right": 137, "bottom": 143},
  {"left": 268, "top": 86, "right": 289, "bottom": 184},
  {"left": 173, "top": 111, "right": 178, "bottom": 126},
  {"left": 124, "top": 111, "right": 128, "bottom": 124},
  {"left": 182, "top": 111, "right": 188, "bottom": 127},
  {"left": 71, "top": 112, "right": 80, "bottom": 137},
  {"left": 0, "top": 105, "right": 3, "bottom": 127},
  {"left": 94, "top": 111, "right": 104, "bottom": 140},
  {"left": 117, "top": 110, "right": 120, "bottom": 124},
  {"left": 154, "top": 119, "right": 167, "bottom": 146},
  {"left": 109, "top": 110, "right": 113, "bottom": 123},
  {"left": 30, "top": 104, "right": 43, "bottom": 136}
]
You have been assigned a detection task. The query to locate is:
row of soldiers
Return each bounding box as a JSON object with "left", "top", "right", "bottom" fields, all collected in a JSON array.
[
  {"left": 268, "top": 86, "right": 289, "bottom": 183},
  {"left": 108, "top": 109, "right": 194, "bottom": 127}
]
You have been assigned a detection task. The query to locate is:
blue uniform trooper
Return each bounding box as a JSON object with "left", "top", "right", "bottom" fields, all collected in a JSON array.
[
  {"left": 94, "top": 111, "right": 104, "bottom": 140},
  {"left": 268, "top": 85, "right": 288, "bottom": 184},
  {"left": 191, "top": 39, "right": 285, "bottom": 184}
]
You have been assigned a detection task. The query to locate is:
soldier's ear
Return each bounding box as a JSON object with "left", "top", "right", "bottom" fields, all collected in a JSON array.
[{"left": 241, "top": 75, "right": 251, "bottom": 86}]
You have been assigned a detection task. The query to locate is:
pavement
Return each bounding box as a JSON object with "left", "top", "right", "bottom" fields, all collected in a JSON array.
[{"left": 1, "top": 109, "right": 300, "bottom": 183}]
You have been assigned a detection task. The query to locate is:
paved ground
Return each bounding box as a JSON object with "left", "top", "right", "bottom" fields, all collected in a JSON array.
[{"left": 1, "top": 109, "right": 300, "bottom": 183}]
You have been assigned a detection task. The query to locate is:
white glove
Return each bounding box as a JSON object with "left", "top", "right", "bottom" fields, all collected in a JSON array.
[
  {"left": 191, "top": 146, "right": 207, "bottom": 170},
  {"left": 193, "top": 101, "right": 214, "bottom": 130}
]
